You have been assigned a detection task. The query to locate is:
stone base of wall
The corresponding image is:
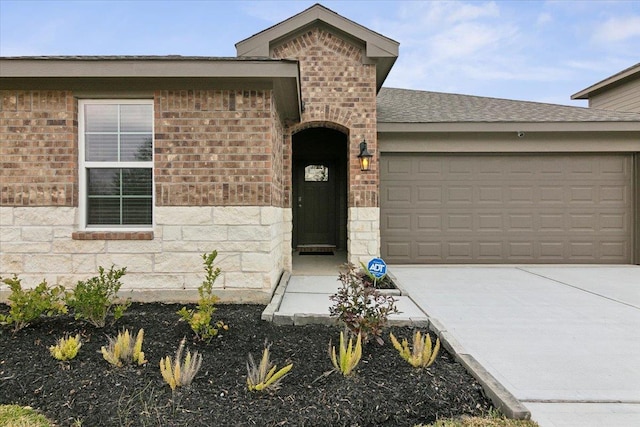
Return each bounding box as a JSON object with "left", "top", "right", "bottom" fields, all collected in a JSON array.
[
  {"left": 347, "top": 207, "right": 380, "bottom": 265},
  {"left": 0, "top": 288, "right": 273, "bottom": 305},
  {"left": 0, "top": 206, "right": 289, "bottom": 302}
]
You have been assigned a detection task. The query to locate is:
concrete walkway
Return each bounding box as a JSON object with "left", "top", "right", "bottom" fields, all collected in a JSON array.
[
  {"left": 265, "top": 273, "right": 429, "bottom": 326},
  {"left": 391, "top": 265, "right": 640, "bottom": 427}
]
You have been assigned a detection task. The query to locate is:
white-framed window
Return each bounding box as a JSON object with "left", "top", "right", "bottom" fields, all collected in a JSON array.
[{"left": 78, "top": 100, "right": 154, "bottom": 229}]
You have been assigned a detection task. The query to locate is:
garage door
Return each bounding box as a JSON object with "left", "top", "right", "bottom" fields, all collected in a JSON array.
[{"left": 381, "top": 154, "right": 633, "bottom": 264}]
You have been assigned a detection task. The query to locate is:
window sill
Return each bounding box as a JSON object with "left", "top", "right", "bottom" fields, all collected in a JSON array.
[{"left": 72, "top": 231, "right": 154, "bottom": 240}]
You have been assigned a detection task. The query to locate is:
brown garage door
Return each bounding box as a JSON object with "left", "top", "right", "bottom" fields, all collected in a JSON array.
[{"left": 381, "top": 154, "right": 633, "bottom": 264}]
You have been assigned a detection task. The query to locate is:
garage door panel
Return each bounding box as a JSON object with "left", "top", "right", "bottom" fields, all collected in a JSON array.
[
  {"left": 478, "top": 214, "right": 503, "bottom": 231},
  {"left": 601, "top": 214, "right": 626, "bottom": 231},
  {"left": 417, "top": 242, "right": 442, "bottom": 259},
  {"left": 601, "top": 241, "right": 627, "bottom": 258},
  {"left": 417, "top": 158, "right": 444, "bottom": 176},
  {"left": 539, "top": 241, "right": 565, "bottom": 258},
  {"left": 601, "top": 157, "right": 629, "bottom": 175},
  {"left": 539, "top": 186, "right": 565, "bottom": 203},
  {"left": 478, "top": 242, "right": 503, "bottom": 258},
  {"left": 417, "top": 186, "right": 442, "bottom": 204},
  {"left": 447, "top": 186, "right": 473, "bottom": 203},
  {"left": 601, "top": 185, "right": 627, "bottom": 202},
  {"left": 478, "top": 187, "right": 503, "bottom": 203},
  {"left": 381, "top": 154, "right": 633, "bottom": 264},
  {"left": 417, "top": 214, "right": 441, "bottom": 231}
]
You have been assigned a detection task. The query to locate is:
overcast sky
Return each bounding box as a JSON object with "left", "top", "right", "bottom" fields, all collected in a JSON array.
[{"left": 1, "top": 0, "right": 639, "bottom": 106}]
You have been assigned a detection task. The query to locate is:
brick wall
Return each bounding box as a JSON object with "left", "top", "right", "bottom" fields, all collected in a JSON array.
[
  {"left": 272, "top": 27, "right": 379, "bottom": 208},
  {"left": 0, "top": 91, "right": 77, "bottom": 207},
  {"left": 154, "top": 89, "right": 283, "bottom": 207},
  {"left": 270, "top": 95, "right": 286, "bottom": 208}
]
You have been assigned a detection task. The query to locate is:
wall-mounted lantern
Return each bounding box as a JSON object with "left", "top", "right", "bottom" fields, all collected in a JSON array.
[{"left": 358, "top": 140, "right": 372, "bottom": 171}]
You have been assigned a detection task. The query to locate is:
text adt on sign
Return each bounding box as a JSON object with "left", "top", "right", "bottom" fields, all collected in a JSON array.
[{"left": 367, "top": 257, "right": 387, "bottom": 279}]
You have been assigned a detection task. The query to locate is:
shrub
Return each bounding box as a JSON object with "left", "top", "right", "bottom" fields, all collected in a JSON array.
[
  {"left": 177, "top": 251, "right": 227, "bottom": 341},
  {"left": 390, "top": 330, "right": 440, "bottom": 368},
  {"left": 329, "top": 331, "right": 362, "bottom": 376},
  {"left": 246, "top": 342, "right": 293, "bottom": 392},
  {"left": 101, "top": 329, "right": 146, "bottom": 367},
  {"left": 329, "top": 263, "right": 398, "bottom": 344},
  {"left": 66, "top": 265, "right": 130, "bottom": 328},
  {"left": 0, "top": 275, "right": 67, "bottom": 333},
  {"left": 160, "top": 338, "right": 202, "bottom": 390},
  {"left": 50, "top": 334, "right": 82, "bottom": 361}
]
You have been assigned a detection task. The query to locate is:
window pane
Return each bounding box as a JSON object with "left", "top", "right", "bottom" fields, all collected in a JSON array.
[
  {"left": 85, "top": 134, "right": 118, "bottom": 161},
  {"left": 121, "top": 134, "right": 152, "bottom": 161},
  {"left": 85, "top": 104, "right": 118, "bottom": 132},
  {"left": 123, "top": 198, "right": 152, "bottom": 225},
  {"left": 120, "top": 104, "right": 153, "bottom": 132},
  {"left": 305, "top": 165, "right": 329, "bottom": 182},
  {"left": 87, "top": 198, "right": 120, "bottom": 225},
  {"left": 122, "top": 169, "right": 152, "bottom": 195},
  {"left": 88, "top": 169, "right": 120, "bottom": 196}
]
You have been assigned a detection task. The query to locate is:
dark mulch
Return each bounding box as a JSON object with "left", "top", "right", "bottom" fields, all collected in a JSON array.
[{"left": 0, "top": 303, "right": 492, "bottom": 426}]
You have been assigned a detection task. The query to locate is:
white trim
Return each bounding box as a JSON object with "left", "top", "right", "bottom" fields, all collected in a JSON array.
[{"left": 78, "top": 99, "right": 154, "bottom": 231}]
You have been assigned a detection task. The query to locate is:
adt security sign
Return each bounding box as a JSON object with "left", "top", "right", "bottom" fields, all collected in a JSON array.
[{"left": 367, "top": 257, "right": 387, "bottom": 279}]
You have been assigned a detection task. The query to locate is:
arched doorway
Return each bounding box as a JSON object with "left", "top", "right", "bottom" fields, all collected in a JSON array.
[{"left": 292, "top": 128, "right": 348, "bottom": 253}]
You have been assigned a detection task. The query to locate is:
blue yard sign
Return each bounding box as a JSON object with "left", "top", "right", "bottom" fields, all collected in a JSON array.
[{"left": 367, "top": 257, "right": 387, "bottom": 279}]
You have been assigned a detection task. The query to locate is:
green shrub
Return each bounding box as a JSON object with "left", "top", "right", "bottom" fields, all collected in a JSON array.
[
  {"left": 160, "top": 338, "right": 202, "bottom": 390},
  {"left": 390, "top": 330, "right": 440, "bottom": 368},
  {"left": 50, "top": 334, "right": 82, "bottom": 361},
  {"left": 177, "top": 251, "right": 227, "bottom": 341},
  {"left": 101, "top": 329, "right": 146, "bottom": 367},
  {"left": 329, "top": 263, "right": 398, "bottom": 344},
  {"left": 329, "top": 331, "right": 362, "bottom": 376},
  {"left": 66, "top": 265, "right": 130, "bottom": 328},
  {"left": 0, "top": 275, "right": 67, "bottom": 333},
  {"left": 246, "top": 342, "right": 293, "bottom": 392}
]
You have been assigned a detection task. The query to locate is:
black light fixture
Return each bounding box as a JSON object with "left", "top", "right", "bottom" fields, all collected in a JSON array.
[{"left": 358, "top": 140, "right": 372, "bottom": 171}]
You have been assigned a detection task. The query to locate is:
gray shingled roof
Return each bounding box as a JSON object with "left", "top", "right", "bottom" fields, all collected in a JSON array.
[{"left": 377, "top": 87, "right": 640, "bottom": 123}]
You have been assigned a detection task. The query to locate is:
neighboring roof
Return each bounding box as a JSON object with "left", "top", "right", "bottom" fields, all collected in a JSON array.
[
  {"left": 0, "top": 56, "right": 302, "bottom": 121},
  {"left": 377, "top": 88, "right": 640, "bottom": 132},
  {"left": 236, "top": 3, "right": 398, "bottom": 92},
  {"left": 572, "top": 63, "right": 640, "bottom": 100}
]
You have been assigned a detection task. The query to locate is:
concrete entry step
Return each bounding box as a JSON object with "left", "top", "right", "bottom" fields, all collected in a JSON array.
[{"left": 262, "top": 273, "right": 429, "bottom": 327}]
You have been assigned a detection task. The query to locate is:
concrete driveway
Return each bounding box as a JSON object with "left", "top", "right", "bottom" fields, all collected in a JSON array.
[{"left": 390, "top": 266, "right": 640, "bottom": 427}]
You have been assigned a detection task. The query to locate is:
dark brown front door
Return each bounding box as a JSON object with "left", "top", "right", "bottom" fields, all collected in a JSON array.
[{"left": 295, "top": 161, "right": 336, "bottom": 246}]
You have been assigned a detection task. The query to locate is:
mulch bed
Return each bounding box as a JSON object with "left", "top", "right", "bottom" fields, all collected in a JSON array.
[{"left": 0, "top": 303, "right": 492, "bottom": 426}]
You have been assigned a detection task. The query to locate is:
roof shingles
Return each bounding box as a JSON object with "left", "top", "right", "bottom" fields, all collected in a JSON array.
[{"left": 377, "top": 87, "right": 640, "bottom": 123}]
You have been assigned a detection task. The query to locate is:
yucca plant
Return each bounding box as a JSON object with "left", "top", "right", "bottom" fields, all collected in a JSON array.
[
  {"left": 246, "top": 342, "right": 293, "bottom": 392},
  {"left": 160, "top": 338, "right": 203, "bottom": 390},
  {"left": 329, "top": 331, "right": 362, "bottom": 376},
  {"left": 101, "top": 329, "right": 146, "bottom": 367},
  {"left": 49, "top": 334, "right": 82, "bottom": 361},
  {"left": 390, "top": 330, "right": 440, "bottom": 368}
]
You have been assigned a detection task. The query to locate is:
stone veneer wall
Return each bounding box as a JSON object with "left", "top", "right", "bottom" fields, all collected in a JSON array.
[
  {"left": 0, "top": 206, "right": 286, "bottom": 302},
  {"left": 271, "top": 27, "right": 380, "bottom": 264},
  {"left": 348, "top": 207, "right": 380, "bottom": 265}
]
